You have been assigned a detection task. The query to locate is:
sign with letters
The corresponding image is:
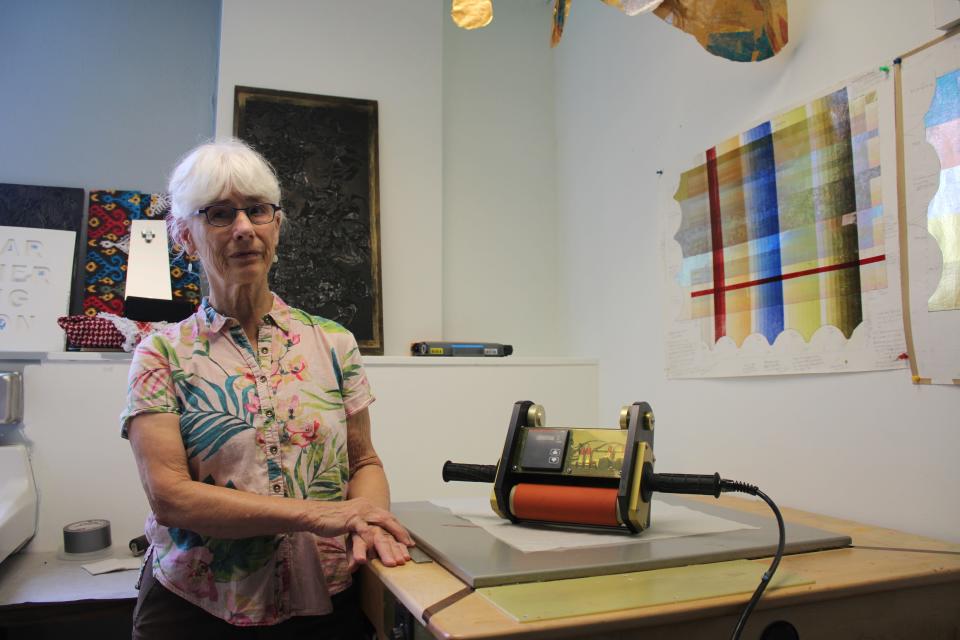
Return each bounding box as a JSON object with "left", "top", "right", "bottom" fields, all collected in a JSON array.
[{"left": 0, "top": 226, "right": 76, "bottom": 352}]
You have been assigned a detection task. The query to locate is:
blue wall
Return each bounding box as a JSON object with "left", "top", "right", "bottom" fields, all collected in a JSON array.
[{"left": 0, "top": 0, "right": 221, "bottom": 193}]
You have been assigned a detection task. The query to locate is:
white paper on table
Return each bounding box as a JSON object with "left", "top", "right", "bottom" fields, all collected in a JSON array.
[
  {"left": 429, "top": 497, "right": 757, "bottom": 553},
  {"left": 82, "top": 557, "right": 143, "bottom": 576}
]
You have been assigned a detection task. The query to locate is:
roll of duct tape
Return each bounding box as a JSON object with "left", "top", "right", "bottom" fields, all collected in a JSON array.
[{"left": 63, "top": 519, "right": 112, "bottom": 554}]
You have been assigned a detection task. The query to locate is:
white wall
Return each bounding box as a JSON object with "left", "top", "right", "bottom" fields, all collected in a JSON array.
[
  {"left": 442, "top": 2, "right": 560, "bottom": 355},
  {"left": 215, "top": 0, "right": 444, "bottom": 356},
  {"left": 0, "top": 0, "right": 220, "bottom": 193},
  {"left": 216, "top": 0, "right": 563, "bottom": 357},
  {"left": 367, "top": 358, "right": 598, "bottom": 502},
  {"left": 555, "top": 1, "right": 960, "bottom": 542}
]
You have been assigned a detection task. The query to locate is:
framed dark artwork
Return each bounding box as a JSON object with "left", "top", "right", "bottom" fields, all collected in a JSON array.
[
  {"left": 0, "top": 183, "right": 86, "bottom": 314},
  {"left": 234, "top": 86, "right": 383, "bottom": 355}
]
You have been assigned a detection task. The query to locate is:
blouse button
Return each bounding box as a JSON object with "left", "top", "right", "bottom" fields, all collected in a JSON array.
[
  {"left": 265, "top": 409, "right": 275, "bottom": 419},
  {"left": 273, "top": 483, "right": 282, "bottom": 494},
  {"left": 259, "top": 375, "right": 267, "bottom": 383},
  {"left": 260, "top": 347, "right": 269, "bottom": 355},
  {"left": 269, "top": 445, "right": 278, "bottom": 455}
]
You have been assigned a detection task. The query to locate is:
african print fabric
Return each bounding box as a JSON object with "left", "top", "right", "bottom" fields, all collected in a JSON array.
[{"left": 82, "top": 190, "right": 200, "bottom": 317}]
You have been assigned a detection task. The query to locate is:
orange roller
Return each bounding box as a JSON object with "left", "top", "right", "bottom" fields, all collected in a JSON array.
[{"left": 510, "top": 483, "right": 620, "bottom": 528}]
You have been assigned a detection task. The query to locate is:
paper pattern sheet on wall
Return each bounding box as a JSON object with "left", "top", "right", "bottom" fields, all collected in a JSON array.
[
  {"left": 923, "top": 68, "right": 960, "bottom": 311},
  {"left": 662, "top": 70, "right": 907, "bottom": 378},
  {"left": 81, "top": 190, "right": 200, "bottom": 317},
  {"left": 899, "top": 32, "right": 960, "bottom": 385}
]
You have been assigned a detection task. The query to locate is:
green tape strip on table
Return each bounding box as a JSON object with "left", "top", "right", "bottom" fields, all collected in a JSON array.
[{"left": 477, "top": 559, "right": 812, "bottom": 622}]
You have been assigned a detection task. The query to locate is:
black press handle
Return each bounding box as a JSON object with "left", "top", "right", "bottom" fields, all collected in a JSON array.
[
  {"left": 442, "top": 461, "right": 497, "bottom": 483},
  {"left": 649, "top": 472, "right": 721, "bottom": 498}
]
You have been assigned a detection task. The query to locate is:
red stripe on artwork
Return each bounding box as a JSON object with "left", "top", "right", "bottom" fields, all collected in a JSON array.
[
  {"left": 691, "top": 254, "right": 886, "bottom": 298},
  {"left": 706, "top": 147, "right": 726, "bottom": 339}
]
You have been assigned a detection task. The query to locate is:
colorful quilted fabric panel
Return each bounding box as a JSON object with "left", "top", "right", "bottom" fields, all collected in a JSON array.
[{"left": 82, "top": 190, "right": 201, "bottom": 316}]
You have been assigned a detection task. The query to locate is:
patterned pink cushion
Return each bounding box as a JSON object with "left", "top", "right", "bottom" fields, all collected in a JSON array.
[{"left": 57, "top": 316, "right": 125, "bottom": 349}]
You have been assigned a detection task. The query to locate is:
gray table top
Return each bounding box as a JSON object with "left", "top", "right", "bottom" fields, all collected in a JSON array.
[{"left": 393, "top": 495, "right": 851, "bottom": 588}]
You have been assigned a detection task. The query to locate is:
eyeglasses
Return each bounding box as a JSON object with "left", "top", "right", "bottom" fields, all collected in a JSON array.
[{"left": 195, "top": 203, "right": 280, "bottom": 227}]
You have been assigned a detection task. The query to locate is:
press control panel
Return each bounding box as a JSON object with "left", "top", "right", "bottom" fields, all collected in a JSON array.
[{"left": 517, "top": 428, "right": 569, "bottom": 471}]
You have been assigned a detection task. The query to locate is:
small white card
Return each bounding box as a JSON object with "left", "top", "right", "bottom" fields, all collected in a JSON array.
[
  {"left": 82, "top": 557, "right": 143, "bottom": 575},
  {"left": 125, "top": 220, "right": 172, "bottom": 301}
]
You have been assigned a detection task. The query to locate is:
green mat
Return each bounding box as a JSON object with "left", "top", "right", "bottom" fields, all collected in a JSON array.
[{"left": 477, "top": 559, "right": 812, "bottom": 622}]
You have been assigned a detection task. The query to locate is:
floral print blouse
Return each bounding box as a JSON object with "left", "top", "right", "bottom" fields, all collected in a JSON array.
[{"left": 120, "top": 294, "right": 374, "bottom": 626}]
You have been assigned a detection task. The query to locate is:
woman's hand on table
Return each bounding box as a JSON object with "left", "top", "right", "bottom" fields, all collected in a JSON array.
[
  {"left": 311, "top": 497, "right": 414, "bottom": 567},
  {"left": 346, "top": 525, "right": 412, "bottom": 570}
]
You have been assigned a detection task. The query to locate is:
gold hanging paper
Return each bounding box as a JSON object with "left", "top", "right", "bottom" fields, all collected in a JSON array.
[
  {"left": 452, "top": 0, "right": 493, "bottom": 30},
  {"left": 653, "top": 0, "right": 788, "bottom": 62}
]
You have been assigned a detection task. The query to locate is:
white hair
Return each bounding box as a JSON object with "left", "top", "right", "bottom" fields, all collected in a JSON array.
[{"left": 166, "top": 138, "right": 282, "bottom": 246}]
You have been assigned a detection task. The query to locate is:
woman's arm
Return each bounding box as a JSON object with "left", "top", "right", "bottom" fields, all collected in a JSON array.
[
  {"left": 345, "top": 408, "right": 413, "bottom": 568},
  {"left": 127, "top": 411, "right": 413, "bottom": 549}
]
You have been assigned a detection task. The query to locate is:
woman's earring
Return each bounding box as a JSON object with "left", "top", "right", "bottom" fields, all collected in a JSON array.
[{"left": 272, "top": 254, "right": 279, "bottom": 264}]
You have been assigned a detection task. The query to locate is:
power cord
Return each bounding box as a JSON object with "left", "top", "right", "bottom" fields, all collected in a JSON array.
[
  {"left": 721, "top": 482, "right": 785, "bottom": 640},
  {"left": 647, "top": 473, "right": 786, "bottom": 640}
]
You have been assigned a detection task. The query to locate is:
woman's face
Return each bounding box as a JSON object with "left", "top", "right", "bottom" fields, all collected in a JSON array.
[{"left": 180, "top": 193, "right": 282, "bottom": 293}]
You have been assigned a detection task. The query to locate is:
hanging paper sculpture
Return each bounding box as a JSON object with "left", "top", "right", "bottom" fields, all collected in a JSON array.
[
  {"left": 601, "top": 0, "right": 665, "bottom": 17},
  {"left": 651, "top": 0, "right": 788, "bottom": 62},
  {"left": 552, "top": 0, "right": 571, "bottom": 47},
  {"left": 451, "top": 0, "right": 493, "bottom": 30},
  {"left": 450, "top": 0, "right": 788, "bottom": 60}
]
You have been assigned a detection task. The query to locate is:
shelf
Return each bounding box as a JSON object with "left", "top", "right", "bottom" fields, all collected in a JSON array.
[
  {"left": 0, "top": 351, "right": 132, "bottom": 363},
  {"left": 364, "top": 356, "right": 597, "bottom": 367},
  {"left": 0, "top": 352, "right": 596, "bottom": 367}
]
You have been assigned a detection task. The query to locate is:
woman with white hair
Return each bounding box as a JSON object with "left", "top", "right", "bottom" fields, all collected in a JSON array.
[{"left": 121, "top": 138, "right": 412, "bottom": 638}]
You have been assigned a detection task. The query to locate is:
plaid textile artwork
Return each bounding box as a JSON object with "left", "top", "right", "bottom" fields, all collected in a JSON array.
[
  {"left": 672, "top": 86, "right": 886, "bottom": 347},
  {"left": 81, "top": 190, "right": 200, "bottom": 317}
]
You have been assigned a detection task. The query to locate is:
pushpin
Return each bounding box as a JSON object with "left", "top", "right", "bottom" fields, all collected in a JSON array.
[{"left": 879, "top": 65, "right": 890, "bottom": 74}]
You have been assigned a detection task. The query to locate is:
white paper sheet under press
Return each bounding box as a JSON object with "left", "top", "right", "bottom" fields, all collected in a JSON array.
[{"left": 429, "top": 497, "right": 757, "bottom": 553}]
